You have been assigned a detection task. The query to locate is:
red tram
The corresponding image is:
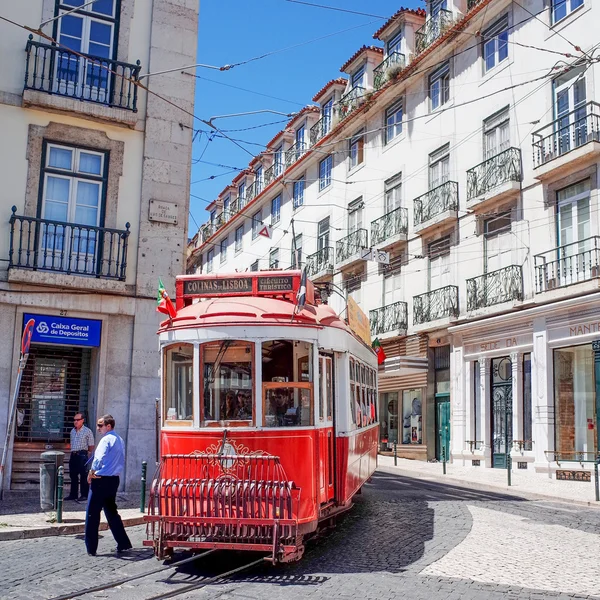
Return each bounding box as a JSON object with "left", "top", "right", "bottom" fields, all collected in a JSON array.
[{"left": 144, "top": 271, "right": 378, "bottom": 562}]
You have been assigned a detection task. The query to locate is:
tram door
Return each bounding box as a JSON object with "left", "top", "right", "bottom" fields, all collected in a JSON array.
[{"left": 318, "top": 355, "right": 335, "bottom": 504}]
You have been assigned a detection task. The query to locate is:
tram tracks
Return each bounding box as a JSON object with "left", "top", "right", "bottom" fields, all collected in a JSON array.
[{"left": 48, "top": 550, "right": 268, "bottom": 600}]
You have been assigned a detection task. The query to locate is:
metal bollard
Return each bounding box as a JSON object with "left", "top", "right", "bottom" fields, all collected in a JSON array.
[
  {"left": 394, "top": 443, "right": 397, "bottom": 466},
  {"left": 595, "top": 458, "right": 599, "bottom": 502},
  {"left": 56, "top": 466, "right": 64, "bottom": 523},
  {"left": 507, "top": 453, "right": 512, "bottom": 487},
  {"left": 442, "top": 446, "right": 446, "bottom": 475},
  {"left": 140, "top": 460, "right": 147, "bottom": 513}
]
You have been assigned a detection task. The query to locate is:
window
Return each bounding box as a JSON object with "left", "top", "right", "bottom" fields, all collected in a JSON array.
[
  {"left": 429, "top": 144, "right": 450, "bottom": 189},
  {"left": 251, "top": 210, "right": 261, "bottom": 239},
  {"left": 209, "top": 209, "right": 216, "bottom": 225},
  {"left": 401, "top": 389, "right": 422, "bottom": 444},
  {"left": 351, "top": 65, "right": 365, "bottom": 88},
  {"left": 206, "top": 248, "right": 214, "bottom": 273},
  {"left": 274, "top": 145, "right": 283, "bottom": 175},
  {"left": 220, "top": 238, "right": 227, "bottom": 264},
  {"left": 431, "top": 0, "right": 448, "bottom": 16},
  {"left": 387, "top": 30, "right": 402, "bottom": 56},
  {"left": 552, "top": 0, "right": 584, "bottom": 24},
  {"left": 384, "top": 172, "right": 402, "bottom": 212},
  {"left": 350, "top": 357, "right": 377, "bottom": 429},
  {"left": 484, "top": 212, "right": 512, "bottom": 273},
  {"left": 40, "top": 143, "right": 106, "bottom": 273},
  {"left": 271, "top": 195, "right": 281, "bottom": 224},
  {"left": 483, "top": 107, "right": 510, "bottom": 159},
  {"left": 235, "top": 225, "right": 243, "bottom": 253},
  {"left": 238, "top": 182, "right": 246, "bottom": 206},
  {"left": 349, "top": 129, "right": 365, "bottom": 169},
  {"left": 428, "top": 236, "right": 451, "bottom": 291},
  {"left": 554, "top": 66, "right": 587, "bottom": 155},
  {"left": 296, "top": 124, "right": 306, "bottom": 151},
  {"left": 322, "top": 98, "right": 333, "bottom": 134},
  {"left": 293, "top": 177, "right": 305, "bottom": 209},
  {"left": 201, "top": 340, "right": 253, "bottom": 423},
  {"left": 385, "top": 100, "right": 403, "bottom": 144},
  {"left": 55, "top": 0, "right": 118, "bottom": 103},
  {"left": 483, "top": 16, "right": 508, "bottom": 72},
  {"left": 348, "top": 197, "right": 363, "bottom": 233},
  {"left": 164, "top": 344, "right": 193, "bottom": 422},
  {"left": 291, "top": 234, "right": 302, "bottom": 268},
  {"left": 223, "top": 196, "right": 230, "bottom": 219},
  {"left": 250, "top": 260, "right": 259, "bottom": 271},
  {"left": 317, "top": 217, "right": 330, "bottom": 251},
  {"left": 269, "top": 248, "right": 279, "bottom": 269},
  {"left": 319, "top": 155, "right": 332, "bottom": 191},
  {"left": 380, "top": 392, "right": 398, "bottom": 444},
  {"left": 255, "top": 166, "right": 263, "bottom": 194},
  {"left": 429, "top": 62, "right": 450, "bottom": 111}
]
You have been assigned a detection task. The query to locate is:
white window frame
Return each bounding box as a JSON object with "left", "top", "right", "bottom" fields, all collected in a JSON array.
[
  {"left": 322, "top": 98, "right": 333, "bottom": 134},
  {"left": 223, "top": 196, "right": 230, "bottom": 220},
  {"left": 293, "top": 177, "right": 305, "bottom": 208},
  {"left": 551, "top": 0, "right": 584, "bottom": 24},
  {"left": 429, "top": 144, "right": 450, "bottom": 189},
  {"left": 238, "top": 182, "right": 246, "bottom": 206},
  {"left": 429, "top": 62, "right": 450, "bottom": 112},
  {"left": 319, "top": 156, "right": 332, "bottom": 191},
  {"left": 348, "top": 197, "right": 363, "bottom": 233},
  {"left": 274, "top": 145, "right": 283, "bottom": 175},
  {"left": 271, "top": 195, "right": 281, "bottom": 224},
  {"left": 351, "top": 65, "right": 365, "bottom": 89},
  {"left": 269, "top": 248, "right": 279, "bottom": 269},
  {"left": 235, "top": 225, "right": 243, "bottom": 253},
  {"left": 384, "top": 100, "right": 403, "bottom": 144},
  {"left": 387, "top": 30, "right": 402, "bottom": 56},
  {"left": 483, "top": 107, "right": 510, "bottom": 160},
  {"left": 483, "top": 15, "right": 509, "bottom": 73},
  {"left": 255, "top": 165, "right": 263, "bottom": 194},
  {"left": 292, "top": 234, "right": 302, "bottom": 268},
  {"left": 250, "top": 260, "right": 259, "bottom": 272},
  {"left": 384, "top": 172, "right": 402, "bottom": 213},
  {"left": 206, "top": 248, "right": 214, "bottom": 273},
  {"left": 251, "top": 210, "right": 261, "bottom": 239},
  {"left": 295, "top": 124, "right": 306, "bottom": 151},
  {"left": 349, "top": 129, "right": 365, "bottom": 170},
  {"left": 220, "top": 238, "right": 227, "bottom": 264},
  {"left": 317, "top": 217, "right": 330, "bottom": 251}
]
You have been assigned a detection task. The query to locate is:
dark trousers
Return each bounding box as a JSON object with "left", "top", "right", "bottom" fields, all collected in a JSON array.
[
  {"left": 84, "top": 476, "right": 131, "bottom": 555},
  {"left": 68, "top": 452, "right": 89, "bottom": 499}
]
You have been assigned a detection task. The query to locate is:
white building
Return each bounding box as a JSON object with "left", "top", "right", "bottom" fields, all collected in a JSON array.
[
  {"left": 188, "top": 0, "right": 600, "bottom": 480},
  {"left": 0, "top": 0, "right": 198, "bottom": 492}
]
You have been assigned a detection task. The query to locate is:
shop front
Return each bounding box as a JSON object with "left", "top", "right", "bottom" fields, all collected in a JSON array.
[{"left": 10, "top": 313, "right": 101, "bottom": 491}]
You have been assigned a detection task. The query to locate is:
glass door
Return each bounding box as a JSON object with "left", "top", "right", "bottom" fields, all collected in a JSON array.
[
  {"left": 554, "top": 72, "right": 586, "bottom": 155},
  {"left": 491, "top": 356, "right": 512, "bottom": 468}
]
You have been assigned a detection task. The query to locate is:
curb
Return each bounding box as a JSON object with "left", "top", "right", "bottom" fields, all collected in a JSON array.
[
  {"left": 377, "top": 465, "right": 600, "bottom": 509},
  {"left": 0, "top": 515, "right": 146, "bottom": 541}
]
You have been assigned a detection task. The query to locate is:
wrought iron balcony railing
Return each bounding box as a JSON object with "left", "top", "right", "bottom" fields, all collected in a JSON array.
[
  {"left": 246, "top": 181, "right": 259, "bottom": 203},
  {"left": 373, "top": 52, "right": 406, "bottom": 90},
  {"left": 415, "top": 9, "right": 453, "bottom": 54},
  {"left": 413, "top": 181, "right": 459, "bottom": 227},
  {"left": 467, "top": 147, "right": 522, "bottom": 200},
  {"left": 230, "top": 198, "right": 240, "bottom": 216},
  {"left": 532, "top": 102, "right": 600, "bottom": 167},
  {"left": 534, "top": 236, "right": 600, "bottom": 293},
  {"left": 306, "top": 247, "right": 334, "bottom": 277},
  {"left": 369, "top": 301, "right": 408, "bottom": 336},
  {"left": 371, "top": 206, "right": 408, "bottom": 245},
  {"left": 24, "top": 36, "right": 141, "bottom": 111},
  {"left": 336, "top": 228, "right": 368, "bottom": 263},
  {"left": 413, "top": 285, "right": 459, "bottom": 325},
  {"left": 201, "top": 224, "right": 213, "bottom": 242},
  {"left": 285, "top": 141, "right": 307, "bottom": 167},
  {"left": 466, "top": 265, "right": 523, "bottom": 311},
  {"left": 9, "top": 208, "right": 130, "bottom": 280},
  {"left": 467, "top": 0, "right": 484, "bottom": 9},
  {"left": 310, "top": 115, "right": 333, "bottom": 145},
  {"left": 264, "top": 163, "right": 282, "bottom": 188},
  {"left": 336, "top": 86, "right": 365, "bottom": 120}
]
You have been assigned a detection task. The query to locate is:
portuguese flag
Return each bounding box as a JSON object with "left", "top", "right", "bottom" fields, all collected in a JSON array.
[
  {"left": 372, "top": 337, "right": 386, "bottom": 365},
  {"left": 157, "top": 279, "right": 177, "bottom": 319}
]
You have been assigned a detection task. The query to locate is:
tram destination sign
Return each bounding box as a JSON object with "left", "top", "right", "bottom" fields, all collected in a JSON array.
[
  {"left": 183, "top": 277, "right": 253, "bottom": 296},
  {"left": 257, "top": 276, "right": 293, "bottom": 293}
]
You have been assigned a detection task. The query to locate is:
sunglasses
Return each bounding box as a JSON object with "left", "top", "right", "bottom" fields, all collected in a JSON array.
[
  {"left": 97, "top": 423, "right": 106, "bottom": 429},
  {"left": 74, "top": 418, "right": 83, "bottom": 421}
]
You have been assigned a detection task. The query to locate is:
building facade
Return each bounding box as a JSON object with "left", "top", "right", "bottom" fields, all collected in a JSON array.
[
  {"left": 0, "top": 0, "right": 198, "bottom": 492},
  {"left": 188, "top": 0, "right": 600, "bottom": 478}
]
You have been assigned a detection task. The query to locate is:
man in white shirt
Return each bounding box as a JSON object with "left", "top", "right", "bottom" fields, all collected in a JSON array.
[{"left": 66, "top": 413, "right": 94, "bottom": 501}]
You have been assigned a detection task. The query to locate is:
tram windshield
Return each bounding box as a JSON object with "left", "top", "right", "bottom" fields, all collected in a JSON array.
[{"left": 262, "top": 340, "right": 313, "bottom": 427}]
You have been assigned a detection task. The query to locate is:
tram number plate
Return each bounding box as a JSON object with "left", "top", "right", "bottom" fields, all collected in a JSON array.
[
  {"left": 556, "top": 470, "right": 591, "bottom": 482},
  {"left": 257, "top": 276, "right": 293, "bottom": 292}
]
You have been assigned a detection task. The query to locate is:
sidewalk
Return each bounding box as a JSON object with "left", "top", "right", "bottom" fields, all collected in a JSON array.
[
  {"left": 378, "top": 455, "right": 600, "bottom": 506},
  {"left": 0, "top": 494, "right": 146, "bottom": 541}
]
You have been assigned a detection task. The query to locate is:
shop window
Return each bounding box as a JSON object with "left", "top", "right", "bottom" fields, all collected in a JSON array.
[
  {"left": 201, "top": 340, "right": 253, "bottom": 424},
  {"left": 163, "top": 344, "right": 193, "bottom": 423},
  {"left": 401, "top": 389, "right": 422, "bottom": 444},
  {"left": 262, "top": 340, "right": 313, "bottom": 427},
  {"left": 554, "top": 344, "right": 596, "bottom": 459},
  {"left": 434, "top": 345, "right": 450, "bottom": 395},
  {"left": 379, "top": 392, "right": 398, "bottom": 446}
]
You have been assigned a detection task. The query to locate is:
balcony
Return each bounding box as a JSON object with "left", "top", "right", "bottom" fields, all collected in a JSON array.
[
  {"left": 415, "top": 9, "right": 454, "bottom": 54},
  {"left": 467, "top": 148, "right": 522, "bottom": 208},
  {"left": 413, "top": 286, "right": 459, "bottom": 326},
  {"left": 229, "top": 198, "right": 240, "bottom": 216},
  {"left": 305, "top": 247, "right": 334, "bottom": 279},
  {"left": 24, "top": 36, "right": 140, "bottom": 121},
  {"left": 264, "top": 163, "right": 283, "bottom": 187},
  {"left": 9, "top": 208, "right": 130, "bottom": 281},
  {"left": 534, "top": 236, "right": 600, "bottom": 293},
  {"left": 373, "top": 52, "right": 406, "bottom": 90},
  {"left": 466, "top": 265, "right": 523, "bottom": 311},
  {"left": 532, "top": 102, "right": 600, "bottom": 178},
  {"left": 246, "top": 181, "right": 259, "bottom": 203},
  {"left": 467, "top": 0, "right": 485, "bottom": 8},
  {"left": 370, "top": 301, "right": 408, "bottom": 336},
  {"left": 336, "top": 86, "right": 365, "bottom": 120},
  {"left": 371, "top": 206, "right": 408, "bottom": 248},
  {"left": 310, "top": 116, "right": 332, "bottom": 145},
  {"left": 413, "top": 181, "right": 459, "bottom": 235},
  {"left": 285, "top": 141, "right": 307, "bottom": 167},
  {"left": 336, "top": 228, "right": 368, "bottom": 268}
]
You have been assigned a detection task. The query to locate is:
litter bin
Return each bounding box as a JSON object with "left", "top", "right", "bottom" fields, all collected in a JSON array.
[{"left": 40, "top": 451, "right": 64, "bottom": 511}]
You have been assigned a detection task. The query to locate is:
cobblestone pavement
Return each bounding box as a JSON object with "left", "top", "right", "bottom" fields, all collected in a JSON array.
[{"left": 1, "top": 470, "right": 600, "bottom": 600}]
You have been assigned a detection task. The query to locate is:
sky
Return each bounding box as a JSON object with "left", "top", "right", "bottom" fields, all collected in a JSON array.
[{"left": 188, "top": 0, "right": 422, "bottom": 232}]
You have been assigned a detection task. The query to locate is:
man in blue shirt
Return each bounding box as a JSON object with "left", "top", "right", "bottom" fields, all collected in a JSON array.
[{"left": 84, "top": 414, "right": 132, "bottom": 556}]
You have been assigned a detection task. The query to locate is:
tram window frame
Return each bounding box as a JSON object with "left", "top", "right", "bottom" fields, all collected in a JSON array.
[
  {"left": 200, "top": 340, "right": 254, "bottom": 426},
  {"left": 349, "top": 357, "right": 378, "bottom": 429},
  {"left": 163, "top": 343, "right": 194, "bottom": 425}
]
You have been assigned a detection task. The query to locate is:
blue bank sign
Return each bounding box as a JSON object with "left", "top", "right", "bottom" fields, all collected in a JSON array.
[{"left": 24, "top": 313, "right": 102, "bottom": 347}]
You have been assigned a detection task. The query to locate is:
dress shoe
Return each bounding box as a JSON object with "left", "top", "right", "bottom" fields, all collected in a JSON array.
[
  {"left": 65, "top": 496, "right": 78, "bottom": 501},
  {"left": 78, "top": 495, "right": 88, "bottom": 501},
  {"left": 87, "top": 552, "right": 96, "bottom": 556},
  {"left": 115, "top": 544, "right": 133, "bottom": 554}
]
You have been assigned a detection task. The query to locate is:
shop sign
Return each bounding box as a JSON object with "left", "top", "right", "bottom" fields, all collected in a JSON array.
[
  {"left": 464, "top": 333, "right": 531, "bottom": 356},
  {"left": 24, "top": 313, "right": 102, "bottom": 347},
  {"left": 556, "top": 470, "right": 591, "bottom": 482},
  {"left": 347, "top": 297, "right": 372, "bottom": 347}
]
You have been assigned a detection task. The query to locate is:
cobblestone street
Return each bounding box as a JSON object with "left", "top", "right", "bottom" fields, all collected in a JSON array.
[{"left": 2, "top": 469, "right": 600, "bottom": 600}]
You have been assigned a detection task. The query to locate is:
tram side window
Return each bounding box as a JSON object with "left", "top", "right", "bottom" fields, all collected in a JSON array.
[
  {"left": 201, "top": 340, "right": 253, "bottom": 423},
  {"left": 349, "top": 357, "right": 378, "bottom": 429},
  {"left": 349, "top": 358, "right": 357, "bottom": 425},
  {"left": 164, "top": 344, "right": 194, "bottom": 422},
  {"left": 262, "top": 340, "right": 314, "bottom": 427}
]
